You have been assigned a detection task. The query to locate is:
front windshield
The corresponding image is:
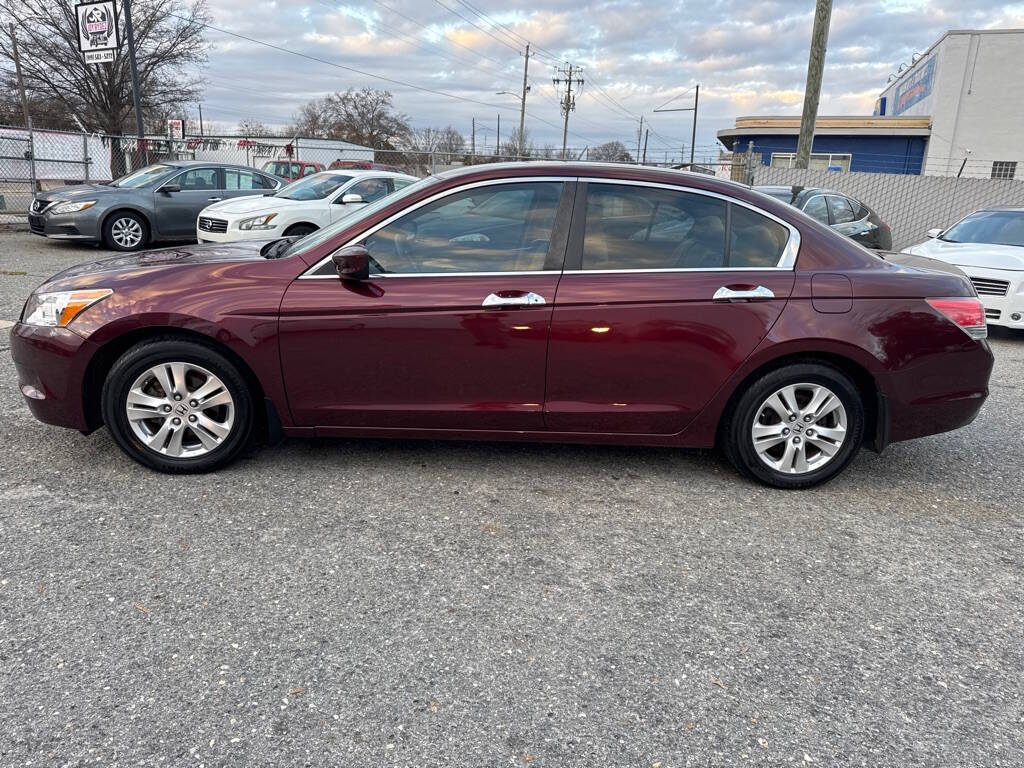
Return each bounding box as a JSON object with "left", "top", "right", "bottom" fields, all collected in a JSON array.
[
  {"left": 941, "top": 210, "right": 1024, "bottom": 247},
  {"left": 285, "top": 175, "right": 439, "bottom": 259},
  {"left": 111, "top": 164, "right": 175, "bottom": 188},
  {"left": 275, "top": 173, "right": 353, "bottom": 201}
]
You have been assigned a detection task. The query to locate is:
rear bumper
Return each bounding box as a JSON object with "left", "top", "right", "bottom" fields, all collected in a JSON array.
[
  {"left": 883, "top": 338, "right": 993, "bottom": 443},
  {"left": 9, "top": 323, "right": 98, "bottom": 432}
]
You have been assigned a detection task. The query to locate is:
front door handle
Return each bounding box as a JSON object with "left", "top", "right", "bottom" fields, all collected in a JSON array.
[
  {"left": 207, "top": 197, "right": 222, "bottom": 202},
  {"left": 482, "top": 291, "right": 546, "bottom": 308},
  {"left": 712, "top": 285, "right": 775, "bottom": 301}
]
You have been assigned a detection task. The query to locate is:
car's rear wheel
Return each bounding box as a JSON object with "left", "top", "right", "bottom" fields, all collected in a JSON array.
[
  {"left": 103, "top": 211, "right": 149, "bottom": 251},
  {"left": 101, "top": 339, "right": 254, "bottom": 473},
  {"left": 283, "top": 223, "right": 317, "bottom": 237},
  {"left": 722, "top": 362, "right": 865, "bottom": 489}
]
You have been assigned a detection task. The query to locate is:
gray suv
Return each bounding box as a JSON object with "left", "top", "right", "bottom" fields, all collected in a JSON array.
[{"left": 28, "top": 161, "right": 284, "bottom": 251}]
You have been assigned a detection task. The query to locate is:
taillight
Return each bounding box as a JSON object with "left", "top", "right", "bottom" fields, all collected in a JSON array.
[{"left": 926, "top": 297, "right": 987, "bottom": 339}]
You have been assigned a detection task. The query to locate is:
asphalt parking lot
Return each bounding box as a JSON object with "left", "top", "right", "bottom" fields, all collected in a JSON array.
[{"left": 1, "top": 229, "right": 1022, "bottom": 767}]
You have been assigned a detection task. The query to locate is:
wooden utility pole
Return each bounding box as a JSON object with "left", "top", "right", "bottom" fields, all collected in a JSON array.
[
  {"left": 795, "top": 0, "right": 833, "bottom": 169},
  {"left": 636, "top": 115, "right": 644, "bottom": 163},
  {"left": 518, "top": 43, "right": 530, "bottom": 158},
  {"left": 471, "top": 118, "right": 476, "bottom": 159},
  {"left": 553, "top": 63, "right": 583, "bottom": 159},
  {"left": 7, "top": 23, "right": 30, "bottom": 130},
  {"left": 198, "top": 104, "right": 204, "bottom": 137},
  {"left": 497, "top": 113, "right": 500, "bottom": 154},
  {"left": 642, "top": 129, "right": 649, "bottom": 164}
]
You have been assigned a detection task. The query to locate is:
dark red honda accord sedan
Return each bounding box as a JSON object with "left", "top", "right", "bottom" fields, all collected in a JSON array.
[{"left": 10, "top": 163, "right": 993, "bottom": 488}]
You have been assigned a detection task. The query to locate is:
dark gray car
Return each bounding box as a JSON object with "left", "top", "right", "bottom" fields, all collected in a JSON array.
[{"left": 28, "top": 161, "right": 284, "bottom": 252}]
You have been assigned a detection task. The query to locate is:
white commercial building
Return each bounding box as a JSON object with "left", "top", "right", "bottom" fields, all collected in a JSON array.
[{"left": 877, "top": 28, "right": 1024, "bottom": 179}]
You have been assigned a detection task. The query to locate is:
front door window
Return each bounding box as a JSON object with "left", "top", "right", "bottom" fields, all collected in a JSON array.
[{"left": 362, "top": 182, "right": 564, "bottom": 273}]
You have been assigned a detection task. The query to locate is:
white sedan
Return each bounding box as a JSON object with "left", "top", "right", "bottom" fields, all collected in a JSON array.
[
  {"left": 196, "top": 169, "right": 417, "bottom": 243},
  {"left": 902, "top": 207, "right": 1024, "bottom": 329}
]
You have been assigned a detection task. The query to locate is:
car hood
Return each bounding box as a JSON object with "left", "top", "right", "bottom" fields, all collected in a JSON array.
[
  {"left": 204, "top": 195, "right": 321, "bottom": 215},
  {"left": 42, "top": 241, "right": 270, "bottom": 286},
  {"left": 39, "top": 183, "right": 128, "bottom": 201},
  {"left": 878, "top": 250, "right": 967, "bottom": 278},
  {"left": 906, "top": 238, "right": 1024, "bottom": 271}
]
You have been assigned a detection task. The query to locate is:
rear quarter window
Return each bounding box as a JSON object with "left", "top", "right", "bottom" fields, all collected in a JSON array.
[{"left": 729, "top": 205, "right": 790, "bottom": 268}]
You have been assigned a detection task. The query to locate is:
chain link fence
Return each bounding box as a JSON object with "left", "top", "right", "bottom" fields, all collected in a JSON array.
[
  {"left": 0, "top": 122, "right": 758, "bottom": 225},
  {"left": 750, "top": 162, "right": 1024, "bottom": 250}
]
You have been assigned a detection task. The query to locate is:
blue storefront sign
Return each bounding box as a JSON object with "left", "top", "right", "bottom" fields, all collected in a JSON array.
[{"left": 894, "top": 57, "right": 936, "bottom": 115}]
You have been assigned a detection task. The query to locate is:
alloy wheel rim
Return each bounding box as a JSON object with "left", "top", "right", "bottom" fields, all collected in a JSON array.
[
  {"left": 112, "top": 217, "right": 143, "bottom": 248},
  {"left": 751, "top": 382, "right": 847, "bottom": 475},
  {"left": 125, "top": 362, "right": 235, "bottom": 458}
]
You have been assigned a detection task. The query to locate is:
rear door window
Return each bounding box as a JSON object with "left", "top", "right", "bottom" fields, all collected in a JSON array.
[
  {"left": 582, "top": 184, "right": 727, "bottom": 269},
  {"left": 827, "top": 195, "right": 858, "bottom": 224},
  {"left": 801, "top": 195, "right": 830, "bottom": 224}
]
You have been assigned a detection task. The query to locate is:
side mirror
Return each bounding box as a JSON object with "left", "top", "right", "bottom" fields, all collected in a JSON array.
[
  {"left": 926, "top": 227, "right": 943, "bottom": 239},
  {"left": 160, "top": 184, "right": 181, "bottom": 194},
  {"left": 341, "top": 193, "right": 364, "bottom": 204},
  {"left": 332, "top": 245, "right": 370, "bottom": 281}
]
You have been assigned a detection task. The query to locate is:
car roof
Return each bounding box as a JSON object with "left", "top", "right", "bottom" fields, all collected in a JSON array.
[
  {"left": 301, "top": 169, "right": 415, "bottom": 179},
  {"left": 435, "top": 161, "right": 756, "bottom": 194},
  {"left": 164, "top": 160, "right": 266, "bottom": 171}
]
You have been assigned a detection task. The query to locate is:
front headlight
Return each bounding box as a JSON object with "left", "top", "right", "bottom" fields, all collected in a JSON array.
[
  {"left": 238, "top": 213, "right": 278, "bottom": 231},
  {"left": 21, "top": 289, "right": 112, "bottom": 327},
  {"left": 50, "top": 200, "right": 96, "bottom": 215}
]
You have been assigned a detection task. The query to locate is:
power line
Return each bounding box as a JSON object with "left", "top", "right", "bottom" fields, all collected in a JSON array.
[
  {"left": 177, "top": 14, "right": 604, "bottom": 144},
  {"left": 365, "top": 0, "right": 511, "bottom": 70},
  {"left": 430, "top": 0, "right": 522, "bottom": 54},
  {"left": 318, "top": 0, "right": 520, "bottom": 87},
  {"left": 451, "top": 0, "right": 527, "bottom": 49}
]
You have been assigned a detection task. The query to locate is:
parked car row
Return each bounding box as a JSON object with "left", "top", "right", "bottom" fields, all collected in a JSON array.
[
  {"left": 13, "top": 162, "right": 993, "bottom": 488},
  {"left": 28, "top": 161, "right": 416, "bottom": 252},
  {"left": 902, "top": 208, "right": 1024, "bottom": 330},
  {"left": 754, "top": 185, "right": 893, "bottom": 250}
]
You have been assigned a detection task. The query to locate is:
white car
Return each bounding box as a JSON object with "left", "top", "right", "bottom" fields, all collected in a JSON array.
[
  {"left": 903, "top": 207, "right": 1024, "bottom": 329},
  {"left": 196, "top": 169, "right": 417, "bottom": 243}
]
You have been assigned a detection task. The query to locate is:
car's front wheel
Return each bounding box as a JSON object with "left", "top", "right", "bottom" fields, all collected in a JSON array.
[
  {"left": 101, "top": 339, "right": 254, "bottom": 473},
  {"left": 722, "top": 362, "right": 865, "bottom": 489},
  {"left": 103, "top": 211, "right": 149, "bottom": 251},
  {"left": 283, "top": 223, "right": 318, "bottom": 238}
]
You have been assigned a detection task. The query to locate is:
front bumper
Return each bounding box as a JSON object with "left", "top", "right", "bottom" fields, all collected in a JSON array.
[
  {"left": 960, "top": 265, "right": 1024, "bottom": 329},
  {"left": 9, "top": 323, "right": 99, "bottom": 432},
  {"left": 27, "top": 209, "right": 103, "bottom": 241},
  {"left": 197, "top": 219, "right": 282, "bottom": 244}
]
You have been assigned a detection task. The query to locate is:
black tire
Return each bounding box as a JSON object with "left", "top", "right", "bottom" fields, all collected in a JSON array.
[
  {"left": 101, "top": 338, "right": 254, "bottom": 473},
  {"left": 721, "top": 362, "right": 865, "bottom": 489},
  {"left": 283, "top": 223, "right": 318, "bottom": 237},
  {"left": 102, "top": 211, "right": 150, "bottom": 252}
]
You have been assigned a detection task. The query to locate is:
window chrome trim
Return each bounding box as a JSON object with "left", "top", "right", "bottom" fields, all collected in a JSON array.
[
  {"left": 301, "top": 176, "right": 576, "bottom": 279},
  {"left": 301, "top": 174, "right": 800, "bottom": 278},
  {"left": 577, "top": 177, "right": 800, "bottom": 270}
]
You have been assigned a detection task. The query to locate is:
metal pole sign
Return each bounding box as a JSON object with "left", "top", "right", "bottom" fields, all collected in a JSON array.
[{"left": 76, "top": 1, "right": 119, "bottom": 65}]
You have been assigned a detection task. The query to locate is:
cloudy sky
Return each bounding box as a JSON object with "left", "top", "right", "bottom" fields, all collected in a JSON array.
[{"left": 198, "top": 0, "right": 1024, "bottom": 160}]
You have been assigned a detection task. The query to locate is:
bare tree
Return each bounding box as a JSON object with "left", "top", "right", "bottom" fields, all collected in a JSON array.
[
  {"left": 500, "top": 127, "right": 533, "bottom": 160},
  {"left": 289, "top": 99, "right": 332, "bottom": 137},
  {"left": 291, "top": 88, "right": 410, "bottom": 149},
  {"left": 237, "top": 118, "right": 272, "bottom": 137},
  {"left": 0, "top": 0, "right": 209, "bottom": 134},
  {"left": 589, "top": 140, "right": 633, "bottom": 163}
]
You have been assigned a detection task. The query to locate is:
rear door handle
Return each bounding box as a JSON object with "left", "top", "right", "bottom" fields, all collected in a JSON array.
[
  {"left": 482, "top": 291, "right": 546, "bottom": 308},
  {"left": 713, "top": 285, "right": 775, "bottom": 301},
  {"left": 207, "top": 197, "right": 222, "bottom": 202}
]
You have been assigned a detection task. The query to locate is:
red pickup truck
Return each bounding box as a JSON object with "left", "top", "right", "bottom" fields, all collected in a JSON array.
[{"left": 260, "top": 160, "right": 324, "bottom": 181}]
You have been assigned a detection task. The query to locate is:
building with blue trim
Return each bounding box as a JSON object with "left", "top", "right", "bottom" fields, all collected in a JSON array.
[
  {"left": 717, "top": 29, "right": 1024, "bottom": 179},
  {"left": 717, "top": 116, "right": 931, "bottom": 175}
]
